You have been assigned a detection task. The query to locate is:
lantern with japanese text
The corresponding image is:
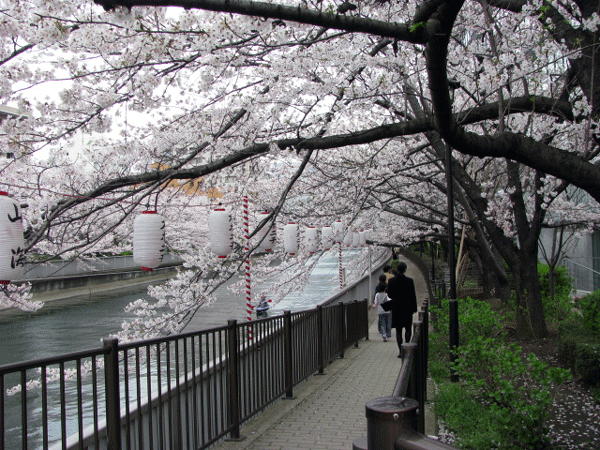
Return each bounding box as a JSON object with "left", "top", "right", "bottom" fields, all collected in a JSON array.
[
  {"left": 256, "top": 212, "right": 276, "bottom": 252},
  {"left": 0, "top": 192, "right": 24, "bottom": 284},
  {"left": 321, "top": 226, "right": 333, "bottom": 250},
  {"left": 133, "top": 211, "right": 166, "bottom": 271},
  {"left": 305, "top": 226, "right": 319, "bottom": 253},
  {"left": 209, "top": 207, "right": 233, "bottom": 258},
  {"left": 352, "top": 232, "right": 360, "bottom": 248},
  {"left": 283, "top": 222, "right": 299, "bottom": 255}
]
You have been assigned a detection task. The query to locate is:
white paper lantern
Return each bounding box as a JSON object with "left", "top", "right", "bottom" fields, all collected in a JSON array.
[
  {"left": 209, "top": 208, "right": 233, "bottom": 258},
  {"left": 352, "top": 232, "right": 360, "bottom": 248},
  {"left": 333, "top": 220, "right": 344, "bottom": 243},
  {"left": 343, "top": 230, "right": 353, "bottom": 247},
  {"left": 0, "top": 192, "right": 24, "bottom": 283},
  {"left": 321, "top": 226, "right": 333, "bottom": 250},
  {"left": 256, "top": 212, "right": 276, "bottom": 252},
  {"left": 305, "top": 226, "right": 319, "bottom": 253},
  {"left": 283, "top": 222, "right": 299, "bottom": 255},
  {"left": 359, "top": 230, "right": 367, "bottom": 247},
  {"left": 133, "top": 211, "right": 165, "bottom": 271}
]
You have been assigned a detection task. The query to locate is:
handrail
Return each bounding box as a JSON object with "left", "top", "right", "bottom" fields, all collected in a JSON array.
[
  {"left": 353, "top": 249, "right": 460, "bottom": 450},
  {"left": 563, "top": 257, "right": 600, "bottom": 294},
  {"left": 0, "top": 297, "right": 369, "bottom": 450}
]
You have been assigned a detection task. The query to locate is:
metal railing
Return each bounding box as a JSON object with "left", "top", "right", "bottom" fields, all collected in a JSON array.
[
  {"left": 353, "top": 299, "right": 458, "bottom": 450},
  {"left": 564, "top": 258, "right": 600, "bottom": 295},
  {"left": 0, "top": 299, "right": 368, "bottom": 450}
]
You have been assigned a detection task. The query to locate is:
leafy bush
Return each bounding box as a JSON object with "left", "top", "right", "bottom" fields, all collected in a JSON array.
[
  {"left": 578, "top": 290, "right": 600, "bottom": 336},
  {"left": 537, "top": 263, "right": 573, "bottom": 322},
  {"left": 435, "top": 382, "right": 503, "bottom": 449},
  {"left": 558, "top": 315, "right": 600, "bottom": 386},
  {"left": 431, "top": 297, "right": 571, "bottom": 449},
  {"left": 454, "top": 337, "right": 571, "bottom": 449},
  {"left": 431, "top": 297, "right": 504, "bottom": 348}
]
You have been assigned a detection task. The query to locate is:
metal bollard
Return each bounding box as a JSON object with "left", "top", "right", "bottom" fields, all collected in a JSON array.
[{"left": 352, "top": 397, "right": 419, "bottom": 450}]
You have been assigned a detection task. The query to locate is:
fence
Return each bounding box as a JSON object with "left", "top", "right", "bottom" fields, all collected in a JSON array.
[
  {"left": 0, "top": 299, "right": 368, "bottom": 450},
  {"left": 352, "top": 298, "right": 458, "bottom": 450},
  {"left": 564, "top": 258, "right": 600, "bottom": 295}
]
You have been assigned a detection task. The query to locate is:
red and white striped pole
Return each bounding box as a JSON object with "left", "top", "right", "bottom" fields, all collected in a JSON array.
[
  {"left": 243, "top": 195, "right": 252, "bottom": 339},
  {"left": 339, "top": 241, "right": 343, "bottom": 289}
]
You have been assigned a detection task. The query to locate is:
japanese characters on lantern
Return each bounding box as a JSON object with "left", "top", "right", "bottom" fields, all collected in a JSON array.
[
  {"left": 305, "top": 226, "right": 319, "bottom": 253},
  {"left": 321, "top": 225, "right": 333, "bottom": 250},
  {"left": 133, "top": 211, "right": 166, "bottom": 271},
  {"left": 0, "top": 192, "right": 25, "bottom": 284},
  {"left": 256, "top": 212, "right": 276, "bottom": 252}
]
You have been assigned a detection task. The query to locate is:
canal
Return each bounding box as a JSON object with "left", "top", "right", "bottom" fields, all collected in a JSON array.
[{"left": 0, "top": 250, "right": 364, "bottom": 367}]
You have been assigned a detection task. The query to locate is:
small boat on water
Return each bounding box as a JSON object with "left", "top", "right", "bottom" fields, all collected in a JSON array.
[{"left": 256, "top": 297, "right": 270, "bottom": 317}]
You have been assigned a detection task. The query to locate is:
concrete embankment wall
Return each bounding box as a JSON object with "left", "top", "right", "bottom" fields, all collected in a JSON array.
[
  {"left": 0, "top": 266, "right": 180, "bottom": 318},
  {"left": 28, "top": 266, "right": 179, "bottom": 301}
]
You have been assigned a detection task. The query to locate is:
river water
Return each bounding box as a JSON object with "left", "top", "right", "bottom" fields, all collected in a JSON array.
[
  {"left": 0, "top": 250, "right": 364, "bottom": 367},
  {"left": 0, "top": 249, "right": 383, "bottom": 450}
]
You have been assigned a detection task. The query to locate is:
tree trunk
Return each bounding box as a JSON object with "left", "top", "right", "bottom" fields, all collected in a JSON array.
[{"left": 512, "top": 253, "right": 548, "bottom": 339}]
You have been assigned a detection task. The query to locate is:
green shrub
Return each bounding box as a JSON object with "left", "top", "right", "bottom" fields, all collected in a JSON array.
[
  {"left": 435, "top": 382, "right": 503, "bottom": 449},
  {"left": 537, "top": 263, "right": 573, "bottom": 322},
  {"left": 574, "top": 343, "right": 600, "bottom": 385},
  {"left": 579, "top": 290, "right": 600, "bottom": 336},
  {"left": 558, "top": 315, "right": 600, "bottom": 386},
  {"left": 432, "top": 297, "right": 571, "bottom": 449},
  {"left": 431, "top": 297, "right": 504, "bottom": 348},
  {"left": 454, "top": 337, "right": 571, "bottom": 449}
]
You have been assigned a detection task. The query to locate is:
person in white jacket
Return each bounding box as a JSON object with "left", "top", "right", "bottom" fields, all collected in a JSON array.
[{"left": 372, "top": 275, "right": 392, "bottom": 341}]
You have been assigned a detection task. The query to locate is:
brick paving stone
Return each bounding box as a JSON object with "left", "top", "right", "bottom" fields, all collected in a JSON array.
[{"left": 209, "top": 260, "right": 428, "bottom": 450}]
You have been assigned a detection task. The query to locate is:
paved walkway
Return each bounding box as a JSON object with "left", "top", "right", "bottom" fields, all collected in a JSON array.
[{"left": 212, "top": 261, "right": 432, "bottom": 450}]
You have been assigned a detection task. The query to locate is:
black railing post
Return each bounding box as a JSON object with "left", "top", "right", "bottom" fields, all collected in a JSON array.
[
  {"left": 338, "top": 302, "right": 346, "bottom": 359},
  {"left": 353, "top": 300, "right": 360, "bottom": 348},
  {"left": 422, "top": 299, "right": 429, "bottom": 378},
  {"left": 103, "top": 338, "right": 121, "bottom": 450},
  {"left": 284, "top": 310, "right": 295, "bottom": 399},
  {"left": 352, "top": 397, "right": 419, "bottom": 450},
  {"left": 401, "top": 343, "right": 418, "bottom": 402},
  {"left": 363, "top": 298, "right": 370, "bottom": 341},
  {"left": 419, "top": 301, "right": 429, "bottom": 400},
  {"left": 412, "top": 321, "right": 425, "bottom": 434},
  {"left": 317, "top": 305, "right": 325, "bottom": 374},
  {"left": 226, "top": 320, "right": 244, "bottom": 441}
]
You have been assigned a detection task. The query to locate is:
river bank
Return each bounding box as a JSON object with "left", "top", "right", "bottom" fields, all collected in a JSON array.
[{"left": 1, "top": 267, "right": 179, "bottom": 321}]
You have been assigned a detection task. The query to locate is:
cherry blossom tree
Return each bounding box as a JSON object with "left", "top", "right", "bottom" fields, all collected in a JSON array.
[{"left": 2, "top": 0, "right": 600, "bottom": 338}]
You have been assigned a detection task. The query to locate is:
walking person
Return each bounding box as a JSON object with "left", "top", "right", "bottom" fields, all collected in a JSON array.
[
  {"left": 372, "top": 275, "right": 392, "bottom": 341},
  {"left": 386, "top": 261, "right": 418, "bottom": 358},
  {"left": 383, "top": 264, "right": 394, "bottom": 282}
]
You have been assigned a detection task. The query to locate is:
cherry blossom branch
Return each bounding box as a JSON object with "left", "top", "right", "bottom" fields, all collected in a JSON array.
[{"left": 94, "top": 0, "right": 428, "bottom": 43}]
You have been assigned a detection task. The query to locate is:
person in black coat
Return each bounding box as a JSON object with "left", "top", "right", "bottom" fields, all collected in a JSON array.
[{"left": 385, "top": 261, "right": 418, "bottom": 357}]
